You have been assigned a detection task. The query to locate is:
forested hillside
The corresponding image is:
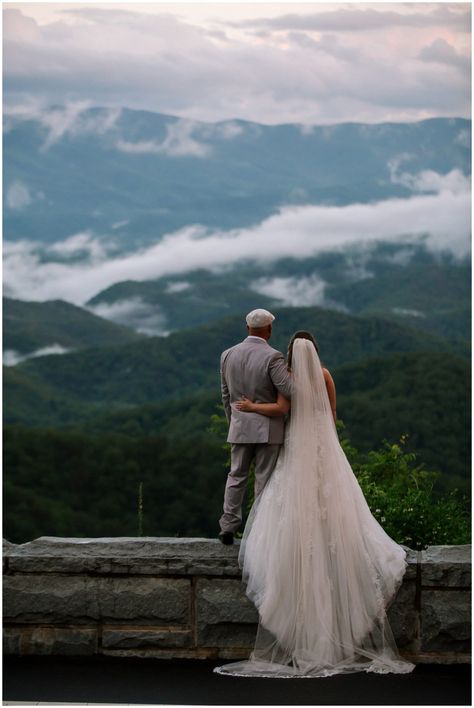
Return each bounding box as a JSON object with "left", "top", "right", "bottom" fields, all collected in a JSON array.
[
  {"left": 4, "top": 424, "right": 226, "bottom": 543},
  {"left": 66, "top": 349, "right": 468, "bottom": 484},
  {"left": 335, "top": 352, "right": 470, "bottom": 490},
  {"left": 3, "top": 347, "right": 470, "bottom": 543},
  {"left": 4, "top": 297, "right": 143, "bottom": 354},
  {"left": 5, "top": 306, "right": 468, "bottom": 421},
  {"left": 326, "top": 255, "right": 471, "bottom": 341},
  {"left": 4, "top": 289, "right": 470, "bottom": 546}
]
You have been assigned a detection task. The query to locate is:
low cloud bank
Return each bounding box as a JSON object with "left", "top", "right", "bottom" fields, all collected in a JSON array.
[
  {"left": 391, "top": 307, "right": 426, "bottom": 319},
  {"left": 116, "top": 119, "right": 243, "bottom": 158},
  {"left": 253, "top": 274, "right": 331, "bottom": 309},
  {"left": 3, "top": 344, "right": 72, "bottom": 366},
  {"left": 389, "top": 163, "right": 469, "bottom": 195},
  {"left": 6, "top": 180, "right": 33, "bottom": 210},
  {"left": 5, "top": 101, "right": 245, "bottom": 157},
  {"left": 88, "top": 298, "right": 169, "bottom": 336},
  {"left": 4, "top": 101, "right": 122, "bottom": 151},
  {"left": 3, "top": 173, "right": 470, "bottom": 306},
  {"left": 116, "top": 119, "right": 211, "bottom": 158}
]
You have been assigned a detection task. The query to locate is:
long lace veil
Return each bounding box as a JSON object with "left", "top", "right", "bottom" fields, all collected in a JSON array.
[{"left": 215, "top": 338, "right": 415, "bottom": 678}]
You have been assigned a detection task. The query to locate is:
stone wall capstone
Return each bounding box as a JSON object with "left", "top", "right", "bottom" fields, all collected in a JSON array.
[{"left": 3, "top": 537, "right": 471, "bottom": 663}]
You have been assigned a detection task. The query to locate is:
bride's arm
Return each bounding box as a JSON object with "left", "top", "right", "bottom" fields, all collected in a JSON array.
[
  {"left": 235, "top": 392, "right": 290, "bottom": 417},
  {"left": 323, "top": 368, "right": 337, "bottom": 423}
]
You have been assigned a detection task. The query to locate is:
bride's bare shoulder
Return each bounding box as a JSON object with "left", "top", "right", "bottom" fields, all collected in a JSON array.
[{"left": 322, "top": 367, "right": 336, "bottom": 387}]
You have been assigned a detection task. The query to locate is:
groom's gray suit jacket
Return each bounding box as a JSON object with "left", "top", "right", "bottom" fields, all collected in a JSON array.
[{"left": 220, "top": 336, "right": 292, "bottom": 444}]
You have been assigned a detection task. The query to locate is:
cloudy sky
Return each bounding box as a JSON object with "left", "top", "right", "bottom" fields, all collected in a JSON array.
[{"left": 3, "top": 1, "right": 471, "bottom": 125}]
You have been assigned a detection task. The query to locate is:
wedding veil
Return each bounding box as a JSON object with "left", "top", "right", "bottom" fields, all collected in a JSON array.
[{"left": 215, "top": 338, "right": 414, "bottom": 678}]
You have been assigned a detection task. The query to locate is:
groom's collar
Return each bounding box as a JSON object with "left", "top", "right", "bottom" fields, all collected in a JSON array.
[{"left": 245, "top": 335, "right": 268, "bottom": 344}]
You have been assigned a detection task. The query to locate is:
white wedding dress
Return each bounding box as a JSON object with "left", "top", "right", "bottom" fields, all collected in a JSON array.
[{"left": 215, "top": 338, "right": 415, "bottom": 678}]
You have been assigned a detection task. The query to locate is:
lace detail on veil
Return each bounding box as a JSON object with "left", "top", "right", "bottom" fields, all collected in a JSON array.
[{"left": 215, "top": 339, "right": 415, "bottom": 679}]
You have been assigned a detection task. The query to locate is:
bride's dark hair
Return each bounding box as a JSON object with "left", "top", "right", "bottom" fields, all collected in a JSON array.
[{"left": 287, "top": 330, "right": 320, "bottom": 370}]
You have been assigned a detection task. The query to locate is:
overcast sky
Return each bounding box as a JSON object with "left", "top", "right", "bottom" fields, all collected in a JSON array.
[{"left": 3, "top": 1, "right": 471, "bottom": 125}]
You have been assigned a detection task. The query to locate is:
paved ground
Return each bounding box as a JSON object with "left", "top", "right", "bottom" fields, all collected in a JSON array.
[{"left": 3, "top": 656, "right": 471, "bottom": 706}]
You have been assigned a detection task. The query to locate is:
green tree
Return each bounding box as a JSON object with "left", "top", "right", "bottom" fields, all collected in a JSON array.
[{"left": 337, "top": 423, "right": 470, "bottom": 549}]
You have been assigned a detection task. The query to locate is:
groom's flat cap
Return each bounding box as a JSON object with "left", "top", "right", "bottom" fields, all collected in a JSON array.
[{"left": 246, "top": 308, "right": 275, "bottom": 328}]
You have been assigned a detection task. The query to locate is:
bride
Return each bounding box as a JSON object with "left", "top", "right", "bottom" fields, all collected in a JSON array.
[{"left": 214, "top": 331, "right": 415, "bottom": 678}]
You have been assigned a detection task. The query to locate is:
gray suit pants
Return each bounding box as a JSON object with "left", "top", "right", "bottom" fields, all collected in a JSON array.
[{"left": 219, "top": 443, "right": 281, "bottom": 533}]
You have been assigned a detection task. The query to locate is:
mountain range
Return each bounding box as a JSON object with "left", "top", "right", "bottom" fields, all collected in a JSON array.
[
  {"left": 4, "top": 108, "right": 470, "bottom": 249},
  {"left": 4, "top": 106, "right": 470, "bottom": 341},
  {"left": 5, "top": 303, "right": 468, "bottom": 413}
]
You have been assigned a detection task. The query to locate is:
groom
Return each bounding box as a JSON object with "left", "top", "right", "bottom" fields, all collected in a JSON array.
[{"left": 218, "top": 308, "right": 292, "bottom": 544}]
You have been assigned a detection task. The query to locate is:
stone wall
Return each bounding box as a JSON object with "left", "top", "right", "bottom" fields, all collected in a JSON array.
[{"left": 3, "top": 537, "right": 471, "bottom": 663}]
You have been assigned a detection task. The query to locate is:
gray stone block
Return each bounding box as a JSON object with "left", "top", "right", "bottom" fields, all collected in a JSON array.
[
  {"left": 29, "top": 627, "right": 98, "bottom": 655},
  {"left": 102, "top": 627, "right": 192, "bottom": 649},
  {"left": 102, "top": 647, "right": 214, "bottom": 659},
  {"left": 387, "top": 580, "right": 418, "bottom": 648},
  {"left": 4, "top": 574, "right": 190, "bottom": 625},
  {"left": 4, "top": 627, "right": 98, "bottom": 655},
  {"left": 410, "top": 651, "right": 472, "bottom": 664},
  {"left": 421, "top": 545, "right": 471, "bottom": 588},
  {"left": 199, "top": 621, "right": 257, "bottom": 648},
  {"left": 401, "top": 546, "right": 418, "bottom": 581},
  {"left": 217, "top": 647, "right": 253, "bottom": 660},
  {"left": 3, "top": 539, "right": 16, "bottom": 573},
  {"left": 196, "top": 578, "right": 258, "bottom": 647},
  {"left": 3, "top": 628, "right": 21, "bottom": 654},
  {"left": 5, "top": 536, "right": 241, "bottom": 577},
  {"left": 196, "top": 578, "right": 258, "bottom": 624},
  {"left": 98, "top": 577, "right": 190, "bottom": 624},
  {"left": 4, "top": 575, "right": 98, "bottom": 622},
  {"left": 421, "top": 589, "right": 471, "bottom": 652}
]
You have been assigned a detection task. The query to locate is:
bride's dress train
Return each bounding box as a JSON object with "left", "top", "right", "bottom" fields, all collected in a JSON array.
[{"left": 215, "top": 339, "right": 415, "bottom": 678}]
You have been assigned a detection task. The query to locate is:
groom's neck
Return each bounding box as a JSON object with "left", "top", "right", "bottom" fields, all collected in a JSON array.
[{"left": 247, "top": 325, "right": 272, "bottom": 341}]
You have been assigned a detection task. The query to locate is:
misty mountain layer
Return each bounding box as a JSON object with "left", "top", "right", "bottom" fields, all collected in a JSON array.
[{"left": 4, "top": 107, "right": 470, "bottom": 249}]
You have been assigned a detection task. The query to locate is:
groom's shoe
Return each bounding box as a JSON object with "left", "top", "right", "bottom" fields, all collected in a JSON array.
[{"left": 218, "top": 531, "right": 234, "bottom": 545}]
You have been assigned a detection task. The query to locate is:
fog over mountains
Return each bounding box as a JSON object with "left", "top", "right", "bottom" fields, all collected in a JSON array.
[{"left": 3, "top": 104, "right": 471, "bottom": 341}]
